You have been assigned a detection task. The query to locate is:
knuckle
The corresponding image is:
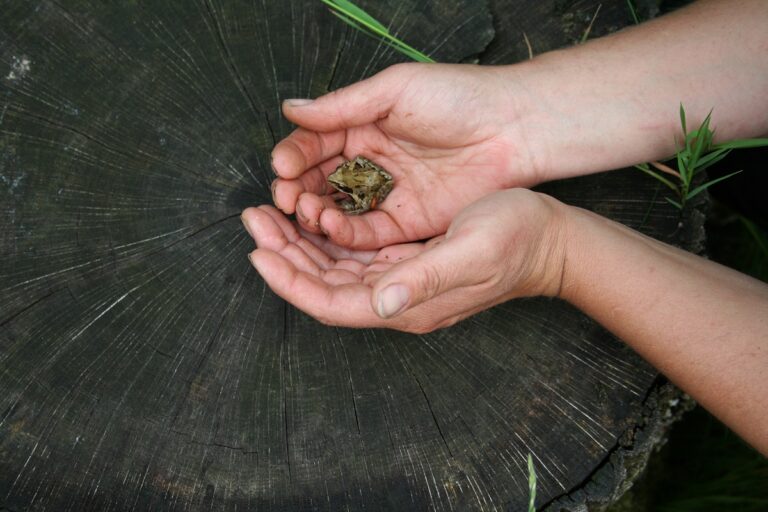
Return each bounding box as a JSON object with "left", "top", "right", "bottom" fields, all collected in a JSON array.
[{"left": 418, "top": 264, "right": 444, "bottom": 299}]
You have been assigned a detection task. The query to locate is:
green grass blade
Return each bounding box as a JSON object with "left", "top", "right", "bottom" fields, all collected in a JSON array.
[
  {"left": 329, "top": 10, "right": 370, "bottom": 34},
  {"left": 635, "top": 165, "right": 680, "bottom": 193},
  {"left": 689, "top": 111, "right": 713, "bottom": 173},
  {"left": 330, "top": 11, "right": 433, "bottom": 62},
  {"left": 384, "top": 38, "right": 434, "bottom": 63},
  {"left": 322, "top": 0, "right": 435, "bottom": 63},
  {"left": 686, "top": 170, "right": 742, "bottom": 200},
  {"left": 714, "top": 138, "right": 768, "bottom": 150},
  {"left": 679, "top": 103, "right": 687, "bottom": 135},
  {"left": 665, "top": 196, "right": 683, "bottom": 209},
  {"left": 322, "top": 0, "right": 387, "bottom": 32},
  {"left": 626, "top": 0, "right": 640, "bottom": 24},
  {"left": 528, "top": 454, "right": 537, "bottom": 512},
  {"left": 580, "top": 4, "right": 601, "bottom": 44},
  {"left": 676, "top": 150, "right": 690, "bottom": 187},
  {"left": 696, "top": 147, "right": 730, "bottom": 167},
  {"left": 694, "top": 147, "right": 732, "bottom": 173}
]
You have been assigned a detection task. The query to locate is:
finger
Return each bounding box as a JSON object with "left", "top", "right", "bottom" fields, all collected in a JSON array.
[
  {"left": 282, "top": 65, "right": 412, "bottom": 132},
  {"left": 362, "top": 243, "right": 427, "bottom": 286},
  {"left": 242, "top": 206, "right": 334, "bottom": 272},
  {"left": 248, "top": 249, "right": 385, "bottom": 328},
  {"left": 331, "top": 259, "right": 368, "bottom": 276},
  {"left": 370, "top": 234, "right": 484, "bottom": 319},
  {"left": 319, "top": 208, "right": 409, "bottom": 250},
  {"left": 242, "top": 206, "right": 294, "bottom": 248},
  {"left": 295, "top": 193, "right": 339, "bottom": 234},
  {"left": 272, "top": 156, "right": 344, "bottom": 214},
  {"left": 320, "top": 268, "right": 364, "bottom": 286},
  {"left": 298, "top": 227, "right": 379, "bottom": 265},
  {"left": 272, "top": 128, "right": 345, "bottom": 179},
  {"left": 255, "top": 206, "right": 339, "bottom": 270},
  {"left": 273, "top": 156, "right": 343, "bottom": 214}
]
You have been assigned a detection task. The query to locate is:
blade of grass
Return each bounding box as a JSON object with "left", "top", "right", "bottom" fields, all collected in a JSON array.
[
  {"left": 640, "top": 183, "right": 661, "bottom": 228},
  {"left": 679, "top": 103, "right": 688, "bottom": 138},
  {"left": 324, "top": 0, "right": 387, "bottom": 32},
  {"left": 688, "top": 112, "right": 714, "bottom": 174},
  {"left": 635, "top": 165, "right": 681, "bottom": 193},
  {"left": 714, "top": 138, "right": 768, "bottom": 150},
  {"left": 321, "top": 0, "right": 435, "bottom": 63},
  {"left": 328, "top": 9, "right": 434, "bottom": 63},
  {"left": 649, "top": 160, "right": 681, "bottom": 179},
  {"left": 666, "top": 196, "right": 683, "bottom": 209},
  {"left": 676, "top": 149, "right": 690, "bottom": 187},
  {"left": 626, "top": 0, "right": 640, "bottom": 24},
  {"left": 580, "top": 4, "right": 601, "bottom": 43},
  {"left": 686, "top": 170, "right": 742, "bottom": 200},
  {"left": 694, "top": 148, "right": 732, "bottom": 174},
  {"left": 528, "top": 454, "right": 537, "bottom": 512}
]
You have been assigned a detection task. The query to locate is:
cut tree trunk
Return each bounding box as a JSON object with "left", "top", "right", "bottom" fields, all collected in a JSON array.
[{"left": 0, "top": 1, "right": 697, "bottom": 510}]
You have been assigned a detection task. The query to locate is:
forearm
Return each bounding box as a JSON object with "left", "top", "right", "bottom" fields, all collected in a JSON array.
[
  {"left": 559, "top": 205, "right": 768, "bottom": 455},
  {"left": 504, "top": 0, "right": 768, "bottom": 182}
]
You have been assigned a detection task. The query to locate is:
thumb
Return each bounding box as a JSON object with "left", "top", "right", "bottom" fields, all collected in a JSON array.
[
  {"left": 282, "top": 64, "right": 411, "bottom": 131},
  {"left": 371, "top": 235, "right": 477, "bottom": 319}
]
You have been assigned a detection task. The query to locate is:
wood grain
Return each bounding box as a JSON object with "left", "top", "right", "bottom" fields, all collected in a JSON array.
[{"left": 1, "top": 1, "right": 697, "bottom": 510}]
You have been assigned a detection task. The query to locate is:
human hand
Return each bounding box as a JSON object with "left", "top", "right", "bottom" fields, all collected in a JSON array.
[
  {"left": 269, "top": 63, "right": 540, "bottom": 250},
  {"left": 242, "top": 188, "right": 567, "bottom": 333}
]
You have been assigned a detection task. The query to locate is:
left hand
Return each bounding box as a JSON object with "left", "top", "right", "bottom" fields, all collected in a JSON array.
[{"left": 241, "top": 189, "right": 568, "bottom": 333}]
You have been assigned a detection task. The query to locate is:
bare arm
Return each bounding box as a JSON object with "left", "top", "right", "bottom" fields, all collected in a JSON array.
[
  {"left": 513, "top": 0, "right": 768, "bottom": 181},
  {"left": 268, "top": 0, "right": 768, "bottom": 249},
  {"left": 561, "top": 206, "right": 768, "bottom": 455}
]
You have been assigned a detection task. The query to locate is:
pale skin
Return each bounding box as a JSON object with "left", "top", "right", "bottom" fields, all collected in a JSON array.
[{"left": 242, "top": 0, "right": 768, "bottom": 455}]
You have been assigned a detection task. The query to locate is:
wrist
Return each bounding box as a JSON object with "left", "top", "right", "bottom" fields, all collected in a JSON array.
[
  {"left": 510, "top": 191, "right": 573, "bottom": 298},
  {"left": 556, "top": 203, "right": 610, "bottom": 306},
  {"left": 495, "top": 43, "right": 680, "bottom": 184}
]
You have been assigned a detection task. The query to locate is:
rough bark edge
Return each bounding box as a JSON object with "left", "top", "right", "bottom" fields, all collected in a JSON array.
[{"left": 541, "top": 380, "right": 696, "bottom": 512}]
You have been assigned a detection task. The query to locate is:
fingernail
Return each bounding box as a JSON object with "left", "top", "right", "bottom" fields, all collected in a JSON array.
[
  {"left": 270, "top": 180, "right": 280, "bottom": 209},
  {"left": 248, "top": 251, "right": 264, "bottom": 271},
  {"left": 285, "top": 98, "right": 314, "bottom": 107},
  {"left": 377, "top": 284, "right": 410, "bottom": 318},
  {"left": 241, "top": 215, "right": 255, "bottom": 239},
  {"left": 270, "top": 154, "right": 277, "bottom": 175},
  {"left": 295, "top": 203, "right": 307, "bottom": 223}
]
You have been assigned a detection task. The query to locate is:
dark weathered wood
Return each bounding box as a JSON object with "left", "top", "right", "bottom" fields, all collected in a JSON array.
[
  {"left": 482, "top": 0, "right": 659, "bottom": 65},
  {"left": 1, "top": 1, "right": 697, "bottom": 511}
]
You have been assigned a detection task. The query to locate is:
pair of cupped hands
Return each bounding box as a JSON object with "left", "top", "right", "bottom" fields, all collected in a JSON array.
[{"left": 241, "top": 64, "right": 569, "bottom": 333}]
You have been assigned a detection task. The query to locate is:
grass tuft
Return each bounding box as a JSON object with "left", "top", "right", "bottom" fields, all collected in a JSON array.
[{"left": 637, "top": 105, "right": 768, "bottom": 210}]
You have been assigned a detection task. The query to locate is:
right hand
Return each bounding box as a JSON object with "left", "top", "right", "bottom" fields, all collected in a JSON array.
[
  {"left": 269, "top": 63, "right": 542, "bottom": 250},
  {"left": 243, "top": 189, "right": 568, "bottom": 333}
]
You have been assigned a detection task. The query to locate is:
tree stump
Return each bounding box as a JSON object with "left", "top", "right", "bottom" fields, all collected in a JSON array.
[{"left": 1, "top": 1, "right": 700, "bottom": 510}]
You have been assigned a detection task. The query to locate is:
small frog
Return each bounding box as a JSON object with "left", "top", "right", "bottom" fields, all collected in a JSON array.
[{"left": 327, "top": 156, "right": 394, "bottom": 215}]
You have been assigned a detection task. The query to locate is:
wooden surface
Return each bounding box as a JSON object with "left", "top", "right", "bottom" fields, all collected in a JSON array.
[{"left": 1, "top": 1, "right": 698, "bottom": 510}]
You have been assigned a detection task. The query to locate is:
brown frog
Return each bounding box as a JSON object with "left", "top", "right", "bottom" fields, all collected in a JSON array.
[{"left": 327, "top": 156, "right": 394, "bottom": 215}]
